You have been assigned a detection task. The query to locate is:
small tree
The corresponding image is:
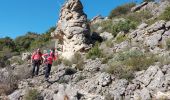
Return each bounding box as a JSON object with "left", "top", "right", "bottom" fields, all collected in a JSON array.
[{"left": 109, "top": 3, "right": 136, "bottom": 19}]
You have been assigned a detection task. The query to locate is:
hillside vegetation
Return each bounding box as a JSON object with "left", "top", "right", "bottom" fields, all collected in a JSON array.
[{"left": 0, "top": 27, "right": 55, "bottom": 68}]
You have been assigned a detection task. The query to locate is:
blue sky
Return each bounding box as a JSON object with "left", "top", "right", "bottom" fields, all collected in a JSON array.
[{"left": 0, "top": 0, "right": 142, "bottom": 39}]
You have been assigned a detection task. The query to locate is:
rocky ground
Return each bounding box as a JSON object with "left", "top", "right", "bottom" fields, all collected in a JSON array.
[{"left": 3, "top": 59, "right": 170, "bottom": 100}]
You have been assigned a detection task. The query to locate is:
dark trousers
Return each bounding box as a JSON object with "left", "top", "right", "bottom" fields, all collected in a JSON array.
[
  {"left": 32, "top": 60, "right": 40, "bottom": 76},
  {"left": 45, "top": 64, "right": 52, "bottom": 78}
]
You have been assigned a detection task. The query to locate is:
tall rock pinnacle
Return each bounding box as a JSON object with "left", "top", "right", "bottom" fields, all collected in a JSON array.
[{"left": 52, "top": 0, "right": 90, "bottom": 60}]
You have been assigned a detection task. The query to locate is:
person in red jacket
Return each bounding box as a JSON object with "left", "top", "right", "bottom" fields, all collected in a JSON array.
[
  {"left": 31, "top": 48, "right": 43, "bottom": 77},
  {"left": 42, "top": 48, "right": 57, "bottom": 80}
]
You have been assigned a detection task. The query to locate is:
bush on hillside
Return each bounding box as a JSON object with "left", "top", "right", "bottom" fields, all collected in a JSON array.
[
  {"left": 115, "top": 34, "right": 128, "bottom": 44},
  {"left": 0, "top": 68, "right": 18, "bottom": 95},
  {"left": 0, "top": 37, "right": 17, "bottom": 52},
  {"left": 86, "top": 42, "right": 103, "bottom": 59},
  {"left": 112, "top": 20, "right": 137, "bottom": 36},
  {"left": 105, "top": 50, "right": 157, "bottom": 80},
  {"left": 159, "top": 6, "right": 170, "bottom": 21},
  {"left": 72, "top": 53, "right": 85, "bottom": 70},
  {"left": 109, "top": 3, "right": 136, "bottom": 19},
  {"left": 125, "top": 11, "right": 153, "bottom": 24},
  {"left": 24, "top": 89, "right": 41, "bottom": 100},
  {"left": 98, "top": 19, "right": 137, "bottom": 37},
  {"left": 15, "top": 32, "right": 39, "bottom": 51},
  {"left": 166, "top": 38, "right": 170, "bottom": 50}
]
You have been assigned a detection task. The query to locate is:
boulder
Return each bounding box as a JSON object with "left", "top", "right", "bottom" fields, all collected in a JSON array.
[
  {"left": 22, "top": 52, "right": 31, "bottom": 61},
  {"left": 147, "top": 20, "right": 166, "bottom": 33},
  {"left": 84, "top": 59, "right": 102, "bottom": 72},
  {"left": 52, "top": 0, "right": 90, "bottom": 60},
  {"left": 97, "top": 72, "right": 112, "bottom": 87},
  {"left": 109, "top": 79, "right": 128, "bottom": 100},
  {"left": 154, "top": 91, "right": 170, "bottom": 99},
  {"left": 90, "top": 15, "right": 104, "bottom": 24},
  {"left": 100, "top": 32, "right": 113, "bottom": 40},
  {"left": 137, "top": 23, "right": 148, "bottom": 30},
  {"left": 144, "top": 31, "right": 163, "bottom": 48},
  {"left": 134, "top": 65, "right": 165, "bottom": 90},
  {"left": 8, "top": 90, "right": 22, "bottom": 100},
  {"left": 133, "top": 88, "right": 151, "bottom": 100},
  {"left": 166, "top": 21, "right": 170, "bottom": 29}
]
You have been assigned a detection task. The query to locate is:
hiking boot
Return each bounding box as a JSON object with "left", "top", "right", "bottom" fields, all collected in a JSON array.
[{"left": 45, "top": 77, "right": 49, "bottom": 81}]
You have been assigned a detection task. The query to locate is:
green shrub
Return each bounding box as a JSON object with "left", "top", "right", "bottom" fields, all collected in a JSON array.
[
  {"left": 105, "top": 50, "right": 157, "bottom": 80},
  {"left": 0, "top": 51, "right": 10, "bottom": 68},
  {"left": 125, "top": 11, "right": 153, "bottom": 24},
  {"left": 109, "top": 3, "right": 136, "bottom": 19},
  {"left": 105, "top": 40, "right": 114, "bottom": 48},
  {"left": 159, "top": 6, "right": 170, "bottom": 21},
  {"left": 0, "top": 68, "right": 18, "bottom": 95},
  {"left": 115, "top": 34, "right": 128, "bottom": 44},
  {"left": 158, "top": 55, "right": 170, "bottom": 65},
  {"left": 99, "top": 19, "right": 137, "bottom": 37},
  {"left": 166, "top": 38, "right": 170, "bottom": 50},
  {"left": 25, "top": 89, "right": 40, "bottom": 100},
  {"left": 72, "top": 53, "right": 85, "bottom": 70},
  {"left": 62, "top": 59, "right": 72, "bottom": 66},
  {"left": 112, "top": 20, "right": 137, "bottom": 36},
  {"left": 86, "top": 42, "right": 103, "bottom": 59}
]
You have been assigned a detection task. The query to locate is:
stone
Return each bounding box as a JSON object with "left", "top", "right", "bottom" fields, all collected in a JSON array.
[
  {"left": 147, "top": 68, "right": 165, "bottom": 90},
  {"left": 90, "top": 15, "right": 104, "bottom": 24},
  {"left": 114, "top": 41, "right": 129, "bottom": 52},
  {"left": 166, "top": 21, "right": 170, "bottom": 29},
  {"left": 100, "top": 32, "right": 113, "bottom": 40},
  {"left": 154, "top": 91, "right": 170, "bottom": 99},
  {"left": 144, "top": 31, "right": 163, "bottom": 48},
  {"left": 8, "top": 90, "right": 22, "bottom": 100},
  {"left": 22, "top": 52, "right": 31, "bottom": 61},
  {"left": 42, "top": 89, "right": 54, "bottom": 100},
  {"left": 97, "top": 72, "right": 112, "bottom": 87},
  {"left": 133, "top": 88, "right": 151, "bottom": 100},
  {"left": 134, "top": 65, "right": 159, "bottom": 86},
  {"left": 137, "top": 23, "right": 148, "bottom": 29},
  {"left": 134, "top": 65, "right": 165, "bottom": 90},
  {"left": 147, "top": 20, "right": 166, "bottom": 33},
  {"left": 52, "top": 0, "right": 90, "bottom": 60},
  {"left": 163, "top": 29, "right": 170, "bottom": 36},
  {"left": 84, "top": 59, "right": 102, "bottom": 72},
  {"left": 109, "top": 79, "right": 128, "bottom": 100},
  {"left": 140, "top": 88, "right": 151, "bottom": 100}
]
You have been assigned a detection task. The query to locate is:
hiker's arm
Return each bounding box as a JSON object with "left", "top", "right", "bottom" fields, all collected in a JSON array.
[{"left": 42, "top": 54, "right": 47, "bottom": 63}]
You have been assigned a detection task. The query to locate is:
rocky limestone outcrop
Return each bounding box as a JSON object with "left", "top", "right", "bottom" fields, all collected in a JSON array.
[
  {"left": 52, "top": 0, "right": 90, "bottom": 60},
  {"left": 128, "top": 20, "right": 170, "bottom": 54},
  {"left": 131, "top": 1, "right": 170, "bottom": 16}
]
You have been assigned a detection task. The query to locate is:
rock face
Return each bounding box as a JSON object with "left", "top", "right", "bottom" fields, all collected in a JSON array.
[
  {"left": 131, "top": 1, "right": 170, "bottom": 16},
  {"left": 52, "top": 0, "right": 90, "bottom": 60}
]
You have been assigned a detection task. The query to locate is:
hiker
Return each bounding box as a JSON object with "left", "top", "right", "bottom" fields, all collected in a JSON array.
[
  {"left": 42, "top": 48, "right": 57, "bottom": 80},
  {"left": 31, "top": 48, "right": 43, "bottom": 77}
]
